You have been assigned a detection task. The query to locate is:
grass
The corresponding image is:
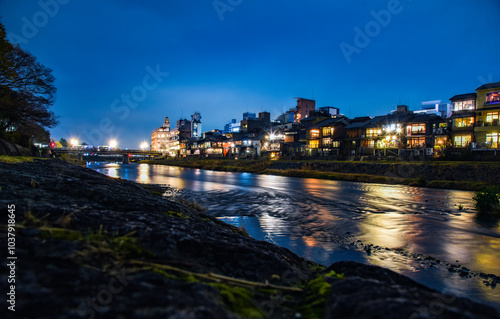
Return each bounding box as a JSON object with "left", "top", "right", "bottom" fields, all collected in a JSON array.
[
  {"left": 0, "top": 155, "right": 38, "bottom": 163},
  {"left": 473, "top": 186, "right": 500, "bottom": 218}
]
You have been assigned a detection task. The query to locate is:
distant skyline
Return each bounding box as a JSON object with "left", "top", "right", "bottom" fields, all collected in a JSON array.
[{"left": 1, "top": 0, "right": 499, "bottom": 148}]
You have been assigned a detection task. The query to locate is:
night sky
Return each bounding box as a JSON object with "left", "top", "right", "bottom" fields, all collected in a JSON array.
[{"left": 1, "top": 0, "right": 499, "bottom": 148}]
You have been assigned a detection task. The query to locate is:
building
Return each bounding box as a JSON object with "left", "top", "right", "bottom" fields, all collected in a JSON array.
[
  {"left": 151, "top": 112, "right": 202, "bottom": 155},
  {"left": 305, "top": 117, "right": 349, "bottom": 157},
  {"left": 417, "top": 100, "right": 452, "bottom": 118},
  {"left": 151, "top": 117, "right": 170, "bottom": 152},
  {"left": 276, "top": 108, "right": 295, "bottom": 124},
  {"left": 449, "top": 93, "right": 477, "bottom": 148},
  {"left": 474, "top": 82, "right": 500, "bottom": 149},
  {"left": 223, "top": 119, "right": 241, "bottom": 134},
  {"left": 191, "top": 112, "right": 202, "bottom": 138},
  {"left": 318, "top": 106, "right": 340, "bottom": 117},
  {"left": 240, "top": 111, "right": 271, "bottom": 133},
  {"left": 294, "top": 97, "right": 316, "bottom": 122}
]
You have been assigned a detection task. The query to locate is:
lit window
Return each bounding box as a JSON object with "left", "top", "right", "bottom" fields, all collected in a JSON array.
[
  {"left": 486, "top": 112, "right": 499, "bottom": 123},
  {"left": 485, "top": 133, "right": 499, "bottom": 148},
  {"left": 407, "top": 137, "right": 425, "bottom": 148},
  {"left": 309, "top": 140, "right": 319, "bottom": 149},
  {"left": 453, "top": 100, "right": 475, "bottom": 111},
  {"left": 366, "top": 128, "right": 378, "bottom": 137},
  {"left": 310, "top": 129, "right": 320, "bottom": 138},
  {"left": 454, "top": 135, "right": 471, "bottom": 148},
  {"left": 409, "top": 124, "right": 426, "bottom": 134},
  {"left": 322, "top": 127, "right": 333, "bottom": 136},
  {"left": 454, "top": 117, "right": 474, "bottom": 128},
  {"left": 486, "top": 91, "right": 500, "bottom": 105},
  {"left": 322, "top": 138, "right": 331, "bottom": 147}
]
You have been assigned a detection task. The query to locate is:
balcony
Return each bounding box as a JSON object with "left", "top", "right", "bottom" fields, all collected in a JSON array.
[
  {"left": 472, "top": 142, "right": 499, "bottom": 150},
  {"left": 475, "top": 120, "right": 499, "bottom": 131}
]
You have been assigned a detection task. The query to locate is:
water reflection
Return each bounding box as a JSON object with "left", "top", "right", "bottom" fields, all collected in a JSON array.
[{"left": 88, "top": 163, "right": 500, "bottom": 309}]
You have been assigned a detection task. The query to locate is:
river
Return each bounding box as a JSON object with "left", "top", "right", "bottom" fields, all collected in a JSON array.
[{"left": 88, "top": 162, "right": 500, "bottom": 310}]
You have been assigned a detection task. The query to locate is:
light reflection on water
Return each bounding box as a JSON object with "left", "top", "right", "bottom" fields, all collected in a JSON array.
[{"left": 88, "top": 162, "right": 500, "bottom": 310}]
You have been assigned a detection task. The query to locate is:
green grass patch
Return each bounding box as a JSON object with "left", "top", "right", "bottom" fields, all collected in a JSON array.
[
  {"left": 0, "top": 156, "right": 37, "bottom": 163},
  {"left": 163, "top": 211, "right": 189, "bottom": 219},
  {"left": 40, "top": 227, "right": 84, "bottom": 241},
  {"left": 209, "top": 283, "right": 264, "bottom": 318},
  {"left": 473, "top": 186, "right": 500, "bottom": 218}
]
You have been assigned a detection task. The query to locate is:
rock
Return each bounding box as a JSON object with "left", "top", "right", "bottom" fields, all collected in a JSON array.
[{"left": 1, "top": 159, "right": 499, "bottom": 319}]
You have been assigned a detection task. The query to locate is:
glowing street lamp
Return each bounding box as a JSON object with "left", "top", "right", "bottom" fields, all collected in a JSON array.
[
  {"left": 140, "top": 141, "right": 149, "bottom": 150},
  {"left": 109, "top": 139, "right": 117, "bottom": 149},
  {"left": 69, "top": 138, "right": 78, "bottom": 148}
]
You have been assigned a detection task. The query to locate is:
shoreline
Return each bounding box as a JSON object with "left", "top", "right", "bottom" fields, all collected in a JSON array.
[
  {"left": 1, "top": 157, "right": 499, "bottom": 318},
  {"left": 140, "top": 158, "right": 500, "bottom": 191}
]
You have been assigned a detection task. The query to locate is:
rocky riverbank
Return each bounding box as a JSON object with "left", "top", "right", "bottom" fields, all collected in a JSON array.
[
  {"left": 142, "top": 158, "right": 500, "bottom": 191},
  {"left": 1, "top": 158, "right": 499, "bottom": 318}
]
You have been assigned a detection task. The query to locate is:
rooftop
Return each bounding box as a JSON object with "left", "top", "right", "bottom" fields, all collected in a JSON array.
[
  {"left": 476, "top": 81, "right": 500, "bottom": 91},
  {"left": 449, "top": 93, "right": 477, "bottom": 101}
]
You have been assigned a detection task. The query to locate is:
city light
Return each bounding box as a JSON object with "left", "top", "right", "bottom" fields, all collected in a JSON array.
[
  {"left": 109, "top": 139, "right": 117, "bottom": 149},
  {"left": 140, "top": 141, "right": 149, "bottom": 150},
  {"left": 69, "top": 138, "right": 78, "bottom": 147}
]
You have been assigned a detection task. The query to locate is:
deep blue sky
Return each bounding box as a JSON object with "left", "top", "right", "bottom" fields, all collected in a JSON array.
[{"left": 1, "top": 0, "right": 499, "bottom": 148}]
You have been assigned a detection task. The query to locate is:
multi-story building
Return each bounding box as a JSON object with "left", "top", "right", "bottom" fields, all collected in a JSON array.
[
  {"left": 417, "top": 100, "right": 452, "bottom": 118},
  {"left": 474, "top": 82, "right": 500, "bottom": 149},
  {"left": 305, "top": 117, "right": 349, "bottom": 157},
  {"left": 151, "top": 117, "right": 170, "bottom": 152},
  {"left": 191, "top": 112, "right": 202, "bottom": 138},
  {"left": 240, "top": 111, "right": 271, "bottom": 133},
  {"left": 294, "top": 97, "right": 315, "bottom": 122},
  {"left": 223, "top": 119, "right": 241, "bottom": 134},
  {"left": 151, "top": 112, "right": 202, "bottom": 155},
  {"left": 449, "top": 93, "right": 477, "bottom": 148}
]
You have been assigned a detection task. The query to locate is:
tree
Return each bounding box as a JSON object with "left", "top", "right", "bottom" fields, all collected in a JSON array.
[
  {"left": 59, "top": 138, "right": 68, "bottom": 147},
  {"left": 0, "top": 22, "right": 58, "bottom": 146}
]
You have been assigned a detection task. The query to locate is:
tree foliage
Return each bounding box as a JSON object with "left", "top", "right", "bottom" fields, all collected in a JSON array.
[{"left": 0, "top": 22, "right": 58, "bottom": 145}]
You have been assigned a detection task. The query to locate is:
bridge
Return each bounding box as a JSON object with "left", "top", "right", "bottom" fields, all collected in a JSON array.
[{"left": 51, "top": 148, "right": 163, "bottom": 164}]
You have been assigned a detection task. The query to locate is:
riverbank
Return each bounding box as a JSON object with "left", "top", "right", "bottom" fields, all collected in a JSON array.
[
  {"left": 141, "top": 158, "right": 500, "bottom": 191},
  {"left": 1, "top": 157, "right": 499, "bottom": 318}
]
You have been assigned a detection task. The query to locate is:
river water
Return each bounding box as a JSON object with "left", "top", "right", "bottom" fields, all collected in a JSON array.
[{"left": 88, "top": 162, "right": 500, "bottom": 310}]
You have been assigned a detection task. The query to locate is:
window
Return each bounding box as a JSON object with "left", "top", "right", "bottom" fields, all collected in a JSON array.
[
  {"left": 486, "top": 91, "right": 500, "bottom": 105},
  {"left": 453, "top": 100, "right": 475, "bottom": 111},
  {"left": 486, "top": 112, "right": 499, "bottom": 124},
  {"left": 367, "top": 140, "right": 375, "bottom": 148},
  {"left": 454, "top": 117, "right": 474, "bottom": 128},
  {"left": 486, "top": 133, "right": 499, "bottom": 148},
  {"left": 407, "top": 137, "right": 425, "bottom": 148},
  {"left": 454, "top": 135, "right": 471, "bottom": 148},
  {"left": 366, "top": 128, "right": 379, "bottom": 137},
  {"left": 435, "top": 136, "right": 447, "bottom": 147},
  {"left": 407, "top": 124, "right": 425, "bottom": 135},
  {"left": 347, "top": 130, "right": 358, "bottom": 138},
  {"left": 309, "top": 140, "right": 319, "bottom": 149},
  {"left": 322, "top": 138, "right": 332, "bottom": 147},
  {"left": 322, "top": 127, "right": 333, "bottom": 136},
  {"left": 310, "top": 129, "right": 320, "bottom": 138},
  {"left": 332, "top": 141, "right": 340, "bottom": 148}
]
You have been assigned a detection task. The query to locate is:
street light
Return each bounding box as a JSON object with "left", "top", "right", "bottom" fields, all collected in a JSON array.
[
  {"left": 70, "top": 138, "right": 78, "bottom": 148},
  {"left": 140, "top": 141, "right": 149, "bottom": 150},
  {"left": 109, "top": 139, "right": 117, "bottom": 149}
]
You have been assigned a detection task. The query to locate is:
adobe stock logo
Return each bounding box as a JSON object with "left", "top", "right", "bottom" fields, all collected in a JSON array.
[
  {"left": 7, "top": 0, "right": 71, "bottom": 45},
  {"left": 339, "top": 0, "right": 403, "bottom": 64},
  {"left": 213, "top": 0, "right": 243, "bottom": 22}
]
